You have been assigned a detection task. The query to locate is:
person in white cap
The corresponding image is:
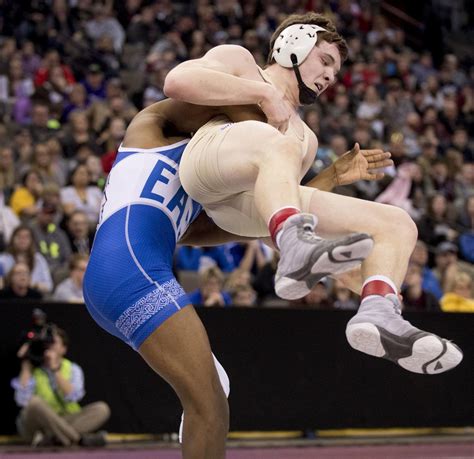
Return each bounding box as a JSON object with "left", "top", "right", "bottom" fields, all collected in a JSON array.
[{"left": 165, "top": 10, "right": 462, "bottom": 378}]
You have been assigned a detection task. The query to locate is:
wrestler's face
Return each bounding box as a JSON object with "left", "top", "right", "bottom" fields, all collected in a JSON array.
[{"left": 298, "top": 41, "right": 341, "bottom": 97}]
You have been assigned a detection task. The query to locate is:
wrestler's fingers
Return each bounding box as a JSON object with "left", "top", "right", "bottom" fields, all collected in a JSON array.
[
  {"left": 362, "top": 150, "right": 391, "bottom": 161},
  {"left": 364, "top": 171, "right": 385, "bottom": 181},
  {"left": 367, "top": 159, "right": 394, "bottom": 169}
]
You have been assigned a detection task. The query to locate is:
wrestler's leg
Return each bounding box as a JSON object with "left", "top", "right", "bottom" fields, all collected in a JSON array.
[
  {"left": 199, "top": 121, "right": 304, "bottom": 223},
  {"left": 181, "top": 120, "right": 374, "bottom": 297},
  {"left": 304, "top": 187, "right": 462, "bottom": 374},
  {"left": 139, "top": 306, "right": 228, "bottom": 459},
  {"left": 305, "top": 188, "right": 417, "bottom": 287}
]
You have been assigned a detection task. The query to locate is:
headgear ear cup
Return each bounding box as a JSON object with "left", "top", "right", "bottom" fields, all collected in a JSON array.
[{"left": 272, "top": 24, "right": 327, "bottom": 105}]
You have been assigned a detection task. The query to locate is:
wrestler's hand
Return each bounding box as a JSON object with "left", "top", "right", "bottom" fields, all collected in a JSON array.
[
  {"left": 259, "top": 86, "right": 292, "bottom": 133},
  {"left": 334, "top": 143, "right": 393, "bottom": 186}
]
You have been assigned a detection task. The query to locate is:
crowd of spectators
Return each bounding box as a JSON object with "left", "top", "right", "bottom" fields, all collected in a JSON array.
[{"left": 0, "top": 0, "right": 472, "bottom": 311}]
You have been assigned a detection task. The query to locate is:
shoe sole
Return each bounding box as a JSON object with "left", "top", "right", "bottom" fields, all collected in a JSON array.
[
  {"left": 346, "top": 323, "right": 463, "bottom": 374},
  {"left": 275, "top": 234, "right": 374, "bottom": 300}
]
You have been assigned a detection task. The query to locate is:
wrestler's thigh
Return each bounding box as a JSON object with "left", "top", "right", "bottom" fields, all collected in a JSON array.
[
  {"left": 139, "top": 306, "right": 224, "bottom": 410},
  {"left": 301, "top": 186, "right": 404, "bottom": 238},
  {"left": 214, "top": 120, "right": 291, "bottom": 191}
]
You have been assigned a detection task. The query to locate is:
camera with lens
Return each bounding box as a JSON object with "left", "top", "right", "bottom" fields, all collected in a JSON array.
[
  {"left": 20, "top": 309, "right": 57, "bottom": 367},
  {"left": 26, "top": 324, "right": 56, "bottom": 367}
]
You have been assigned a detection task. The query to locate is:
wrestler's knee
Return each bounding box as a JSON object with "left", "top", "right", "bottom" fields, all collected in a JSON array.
[
  {"left": 187, "top": 378, "right": 229, "bottom": 436},
  {"left": 380, "top": 205, "right": 418, "bottom": 246}
]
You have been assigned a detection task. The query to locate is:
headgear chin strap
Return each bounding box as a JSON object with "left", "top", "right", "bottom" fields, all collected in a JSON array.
[
  {"left": 290, "top": 54, "right": 318, "bottom": 105},
  {"left": 272, "top": 23, "right": 327, "bottom": 105}
]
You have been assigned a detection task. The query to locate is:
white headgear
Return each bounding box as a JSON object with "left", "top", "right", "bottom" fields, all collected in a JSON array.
[{"left": 272, "top": 23, "right": 327, "bottom": 68}]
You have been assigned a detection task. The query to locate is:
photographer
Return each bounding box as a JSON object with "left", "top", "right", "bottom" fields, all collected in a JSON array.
[{"left": 11, "top": 326, "right": 110, "bottom": 447}]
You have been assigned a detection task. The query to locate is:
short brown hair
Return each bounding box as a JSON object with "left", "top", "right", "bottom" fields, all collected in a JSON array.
[
  {"left": 69, "top": 253, "right": 89, "bottom": 271},
  {"left": 267, "top": 13, "right": 348, "bottom": 66}
]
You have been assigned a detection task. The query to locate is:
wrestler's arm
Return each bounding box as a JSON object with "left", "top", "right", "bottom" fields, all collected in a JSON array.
[
  {"left": 164, "top": 45, "right": 272, "bottom": 107},
  {"left": 306, "top": 143, "right": 393, "bottom": 192}
]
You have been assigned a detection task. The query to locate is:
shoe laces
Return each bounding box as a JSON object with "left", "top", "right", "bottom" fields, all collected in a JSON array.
[
  {"left": 300, "top": 222, "right": 320, "bottom": 242},
  {"left": 387, "top": 293, "right": 402, "bottom": 315}
]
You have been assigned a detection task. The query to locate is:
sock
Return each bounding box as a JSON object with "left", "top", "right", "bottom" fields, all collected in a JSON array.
[
  {"left": 268, "top": 207, "right": 300, "bottom": 249},
  {"left": 361, "top": 275, "right": 398, "bottom": 304}
]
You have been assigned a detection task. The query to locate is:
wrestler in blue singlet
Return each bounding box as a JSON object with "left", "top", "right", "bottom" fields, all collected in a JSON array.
[{"left": 83, "top": 140, "right": 202, "bottom": 350}]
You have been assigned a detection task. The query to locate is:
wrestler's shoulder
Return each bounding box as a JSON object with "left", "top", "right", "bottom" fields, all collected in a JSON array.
[{"left": 204, "top": 44, "right": 259, "bottom": 73}]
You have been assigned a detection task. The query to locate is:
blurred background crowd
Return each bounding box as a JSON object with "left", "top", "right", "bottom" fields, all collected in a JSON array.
[{"left": 0, "top": 0, "right": 472, "bottom": 311}]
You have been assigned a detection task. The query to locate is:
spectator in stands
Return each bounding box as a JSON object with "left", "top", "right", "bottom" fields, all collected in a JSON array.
[
  {"left": 6, "top": 56, "right": 34, "bottom": 125},
  {"left": 9, "top": 169, "right": 43, "bottom": 221},
  {"left": 88, "top": 78, "right": 137, "bottom": 133},
  {"left": 331, "top": 279, "right": 358, "bottom": 310},
  {"left": 225, "top": 268, "right": 253, "bottom": 294},
  {"left": 293, "top": 280, "right": 332, "bottom": 309},
  {"left": 0, "top": 146, "right": 17, "bottom": 204},
  {"left": 11, "top": 327, "right": 110, "bottom": 447},
  {"left": 409, "top": 240, "right": 443, "bottom": 300},
  {"left": 85, "top": 155, "right": 106, "bottom": 190},
  {"left": 440, "top": 272, "right": 474, "bottom": 312},
  {"left": 253, "top": 252, "right": 279, "bottom": 303},
  {"left": 45, "top": 138, "right": 68, "bottom": 187},
  {"left": 0, "top": 225, "right": 53, "bottom": 293},
  {"left": 30, "top": 201, "right": 72, "bottom": 282},
  {"left": 454, "top": 164, "right": 474, "bottom": 210},
  {"left": 29, "top": 142, "right": 62, "bottom": 187},
  {"left": 81, "top": 64, "right": 107, "bottom": 101},
  {"left": 458, "top": 195, "right": 474, "bottom": 263},
  {"left": 0, "top": 194, "right": 20, "bottom": 252},
  {"left": 53, "top": 254, "right": 88, "bottom": 303},
  {"left": 433, "top": 241, "right": 474, "bottom": 293},
  {"left": 0, "top": 261, "right": 42, "bottom": 300},
  {"left": 188, "top": 266, "right": 232, "bottom": 307},
  {"left": 97, "top": 116, "right": 126, "bottom": 167},
  {"left": 62, "top": 84, "right": 89, "bottom": 121},
  {"left": 417, "top": 193, "right": 457, "bottom": 247},
  {"left": 60, "top": 164, "right": 103, "bottom": 227},
  {"left": 417, "top": 137, "right": 439, "bottom": 177},
  {"left": 402, "top": 263, "right": 440, "bottom": 311},
  {"left": 34, "top": 49, "right": 75, "bottom": 89},
  {"left": 231, "top": 284, "right": 257, "bottom": 307},
  {"left": 29, "top": 102, "right": 56, "bottom": 143},
  {"left": 376, "top": 162, "right": 425, "bottom": 220},
  {"left": 13, "top": 128, "right": 34, "bottom": 173},
  {"left": 61, "top": 111, "right": 96, "bottom": 159},
  {"left": 175, "top": 245, "right": 236, "bottom": 273},
  {"left": 20, "top": 41, "right": 41, "bottom": 79},
  {"left": 228, "top": 241, "right": 269, "bottom": 274},
  {"left": 40, "top": 183, "right": 64, "bottom": 226},
  {"left": 65, "top": 210, "right": 94, "bottom": 255},
  {"left": 424, "top": 159, "right": 456, "bottom": 201},
  {"left": 85, "top": 5, "right": 125, "bottom": 55}
]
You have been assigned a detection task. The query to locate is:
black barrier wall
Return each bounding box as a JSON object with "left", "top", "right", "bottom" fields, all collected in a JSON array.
[{"left": 1, "top": 303, "right": 473, "bottom": 434}]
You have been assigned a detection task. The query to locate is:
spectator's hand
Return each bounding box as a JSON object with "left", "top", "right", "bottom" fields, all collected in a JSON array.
[
  {"left": 259, "top": 85, "right": 292, "bottom": 133},
  {"left": 204, "top": 292, "right": 225, "bottom": 307},
  {"left": 334, "top": 143, "right": 393, "bottom": 185},
  {"left": 44, "top": 348, "right": 61, "bottom": 370},
  {"left": 17, "top": 342, "right": 30, "bottom": 359}
]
